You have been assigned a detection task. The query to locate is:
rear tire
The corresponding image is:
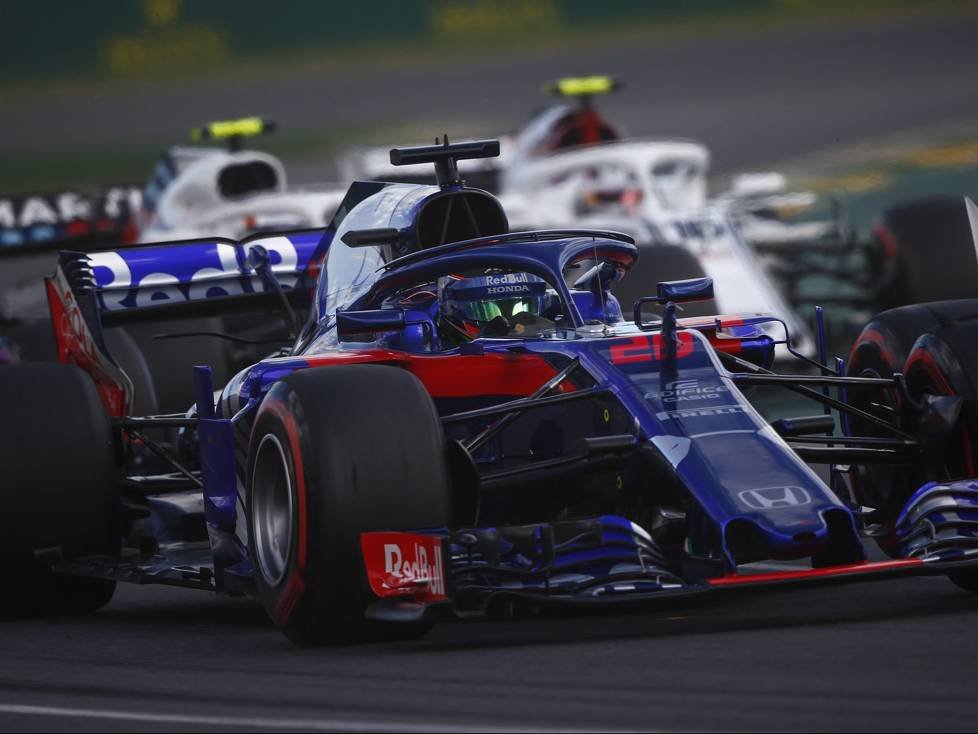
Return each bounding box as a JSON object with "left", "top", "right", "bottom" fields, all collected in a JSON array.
[
  {"left": 123, "top": 318, "right": 232, "bottom": 414},
  {"left": 0, "top": 363, "right": 119, "bottom": 616},
  {"left": 246, "top": 364, "right": 451, "bottom": 645},
  {"left": 0, "top": 318, "right": 57, "bottom": 363},
  {"left": 874, "top": 196, "right": 978, "bottom": 310}
]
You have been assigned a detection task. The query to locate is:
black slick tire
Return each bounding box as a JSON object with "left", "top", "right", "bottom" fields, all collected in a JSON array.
[
  {"left": 901, "top": 317, "right": 978, "bottom": 592},
  {"left": 0, "top": 362, "right": 119, "bottom": 616},
  {"left": 847, "top": 301, "right": 978, "bottom": 552},
  {"left": 874, "top": 195, "right": 978, "bottom": 310},
  {"left": 246, "top": 364, "right": 451, "bottom": 645}
]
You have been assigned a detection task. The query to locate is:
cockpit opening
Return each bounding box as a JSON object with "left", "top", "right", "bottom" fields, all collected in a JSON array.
[{"left": 217, "top": 161, "right": 279, "bottom": 199}]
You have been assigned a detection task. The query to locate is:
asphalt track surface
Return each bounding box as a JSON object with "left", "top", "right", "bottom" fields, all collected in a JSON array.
[
  {"left": 5, "top": 10, "right": 978, "bottom": 733},
  {"left": 2, "top": 572, "right": 978, "bottom": 732}
]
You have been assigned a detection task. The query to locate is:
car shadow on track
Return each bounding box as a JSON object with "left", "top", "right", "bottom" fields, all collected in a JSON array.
[
  {"left": 396, "top": 579, "right": 978, "bottom": 654},
  {"left": 92, "top": 588, "right": 273, "bottom": 630},
  {"left": 34, "top": 575, "right": 978, "bottom": 654}
]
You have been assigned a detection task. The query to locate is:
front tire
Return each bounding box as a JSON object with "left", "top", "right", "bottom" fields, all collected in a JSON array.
[
  {"left": 902, "top": 317, "right": 978, "bottom": 592},
  {"left": 903, "top": 319, "right": 978, "bottom": 487},
  {"left": 846, "top": 301, "right": 978, "bottom": 553},
  {"left": 246, "top": 364, "right": 452, "bottom": 645}
]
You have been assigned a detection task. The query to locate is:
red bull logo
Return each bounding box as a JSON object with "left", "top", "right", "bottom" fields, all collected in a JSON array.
[{"left": 360, "top": 532, "right": 447, "bottom": 601}]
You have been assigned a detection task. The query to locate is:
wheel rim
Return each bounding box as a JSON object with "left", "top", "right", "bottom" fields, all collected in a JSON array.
[
  {"left": 909, "top": 381, "right": 974, "bottom": 481},
  {"left": 850, "top": 366, "right": 901, "bottom": 497},
  {"left": 252, "top": 433, "right": 295, "bottom": 587},
  {"left": 847, "top": 361, "right": 910, "bottom": 554}
]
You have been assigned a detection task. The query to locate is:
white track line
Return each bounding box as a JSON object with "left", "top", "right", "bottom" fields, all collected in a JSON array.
[{"left": 0, "top": 702, "right": 608, "bottom": 733}]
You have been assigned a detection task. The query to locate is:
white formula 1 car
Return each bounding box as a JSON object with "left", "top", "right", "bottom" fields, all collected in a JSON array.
[
  {"left": 1, "top": 118, "right": 347, "bottom": 364},
  {"left": 1, "top": 117, "right": 348, "bottom": 417},
  {"left": 136, "top": 117, "right": 347, "bottom": 243},
  {"left": 339, "top": 78, "right": 840, "bottom": 353}
]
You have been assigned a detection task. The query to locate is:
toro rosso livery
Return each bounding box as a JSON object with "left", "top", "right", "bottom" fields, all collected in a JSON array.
[
  {"left": 339, "top": 77, "right": 838, "bottom": 350},
  {"left": 5, "top": 139, "right": 978, "bottom": 644}
]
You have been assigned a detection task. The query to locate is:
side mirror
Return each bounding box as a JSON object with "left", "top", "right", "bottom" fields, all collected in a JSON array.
[
  {"left": 656, "top": 277, "right": 714, "bottom": 303},
  {"left": 336, "top": 309, "right": 406, "bottom": 339},
  {"left": 632, "top": 277, "right": 714, "bottom": 327}
]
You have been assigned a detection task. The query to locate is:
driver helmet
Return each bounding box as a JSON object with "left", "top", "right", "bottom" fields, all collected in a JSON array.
[
  {"left": 439, "top": 272, "right": 549, "bottom": 340},
  {"left": 574, "top": 165, "right": 643, "bottom": 216}
]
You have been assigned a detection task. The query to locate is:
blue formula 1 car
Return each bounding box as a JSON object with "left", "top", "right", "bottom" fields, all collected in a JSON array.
[{"left": 4, "top": 139, "right": 978, "bottom": 644}]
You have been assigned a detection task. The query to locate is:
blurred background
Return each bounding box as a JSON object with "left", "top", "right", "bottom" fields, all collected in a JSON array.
[
  {"left": 2, "top": 0, "right": 977, "bottom": 237},
  {"left": 4, "top": 9, "right": 978, "bottom": 729}
]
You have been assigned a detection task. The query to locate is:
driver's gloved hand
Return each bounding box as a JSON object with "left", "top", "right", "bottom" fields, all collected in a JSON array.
[
  {"left": 481, "top": 315, "right": 512, "bottom": 337},
  {"left": 510, "top": 311, "right": 543, "bottom": 336}
]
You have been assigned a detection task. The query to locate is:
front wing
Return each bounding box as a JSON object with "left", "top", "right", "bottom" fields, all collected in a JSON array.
[{"left": 360, "top": 522, "right": 978, "bottom": 623}]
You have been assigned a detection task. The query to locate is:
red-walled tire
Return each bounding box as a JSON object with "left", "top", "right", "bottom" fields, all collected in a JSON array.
[
  {"left": 903, "top": 324, "right": 978, "bottom": 486},
  {"left": 846, "top": 301, "right": 978, "bottom": 553},
  {"left": 246, "top": 364, "right": 451, "bottom": 645},
  {"left": 903, "top": 320, "right": 978, "bottom": 592},
  {"left": 874, "top": 195, "right": 978, "bottom": 311}
]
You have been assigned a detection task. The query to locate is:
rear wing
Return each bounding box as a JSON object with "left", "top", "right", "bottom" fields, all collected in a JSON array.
[
  {"left": 0, "top": 186, "right": 141, "bottom": 255},
  {"left": 44, "top": 228, "right": 329, "bottom": 415},
  {"left": 81, "top": 229, "right": 326, "bottom": 318}
]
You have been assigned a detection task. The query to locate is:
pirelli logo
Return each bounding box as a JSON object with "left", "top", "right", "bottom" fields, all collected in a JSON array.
[{"left": 656, "top": 405, "right": 746, "bottom": 420}]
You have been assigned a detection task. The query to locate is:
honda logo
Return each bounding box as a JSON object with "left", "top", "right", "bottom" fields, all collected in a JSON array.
[{"left": 738, "top": 486, "right": 811, "bottom": 510}]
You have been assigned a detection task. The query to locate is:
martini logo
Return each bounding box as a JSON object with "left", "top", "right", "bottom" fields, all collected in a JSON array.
[{"left": 0, "top": 188, "right": 141, "bottom": 229}]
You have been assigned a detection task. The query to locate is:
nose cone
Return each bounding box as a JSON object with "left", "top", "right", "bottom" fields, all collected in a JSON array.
[{"left": 724, "top": 508, "right": 863, "bottom": 565}]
